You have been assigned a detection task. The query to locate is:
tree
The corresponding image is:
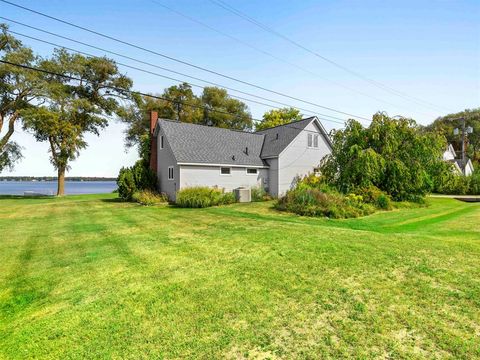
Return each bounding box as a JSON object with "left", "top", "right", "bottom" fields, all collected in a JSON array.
[
  {"left": 159, "top": 83, "right": 203, "bottom": 123},
  {"left": 200, "top": 87, "right": 252, "bottom": 130},
  {"left": 0, "top": 24, "right": 44, "bottom": 171},
  {"left": 425, "top": 108, "right": 480, "bottom": 166},
  {"left": 22, "top": 49, "right": 133, "bottom": 195},
  {"left": 320, "top": 112, "right": 446, "bottom": 201},
  {"left": 255, "top": 107, "right": 302, "bottom": 131}
]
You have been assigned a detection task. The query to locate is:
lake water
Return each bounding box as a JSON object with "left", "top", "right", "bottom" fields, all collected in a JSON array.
[{"left": 0, "top": 181, "right": 117, "bottom": 195}]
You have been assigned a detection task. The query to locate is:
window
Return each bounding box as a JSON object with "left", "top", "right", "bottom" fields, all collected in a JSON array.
[
  {"left": 160, "top": 135, "right": 164, "bottom": 149},
  {"left": 220, "top": 167, "right": 231, "bottom": 175},
  {"left": 168, "top": 166, "right": 174, "bottom": 180},
  {"left": 308, "top": 133, "right": 319, "bottom": 148},
  {"left": 246, "top": 168, "right": 258, "bottom": 175}
]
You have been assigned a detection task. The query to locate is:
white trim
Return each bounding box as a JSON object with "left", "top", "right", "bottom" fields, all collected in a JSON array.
[
  {"left": 168, "top": 166, "right": 174, "bottom": 180},
  {"left": 220, "top": 167, "right": 232, "bottom": 176},
  {"left": 177, "top": 162, "right": 268, "bottom": 169},
  {"left": 246, "top": 168, "right": 258, "bottom": 175}
]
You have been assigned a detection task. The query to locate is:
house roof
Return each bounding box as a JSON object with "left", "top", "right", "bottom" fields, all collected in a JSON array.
[
  {"left": 256, "top": 117, "right": 331, "bottom": 158},
  {"left": 157, "top": 119, "right": 266, "bottom": 166},
  {"left": 156, "top": 116, "right": 332, "bottom": 166}
]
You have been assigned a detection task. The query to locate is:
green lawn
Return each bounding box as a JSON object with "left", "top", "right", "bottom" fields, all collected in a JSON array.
[{"left": 0, "top": 194, "right": 479, "bottom": 359}]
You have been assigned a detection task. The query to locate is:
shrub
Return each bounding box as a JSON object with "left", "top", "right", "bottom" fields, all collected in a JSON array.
[
  {"left": 117, "top": 160, "right": 157, "bottom": 201},
  {"left": 176, "top": 187, "right": 236, "bottom": 208},
  {"left": 353, "top": 185, "right": 392, "bottom": 209},
  {"left": 376, "top": 194, "right": 392, "bottom": 210},
  {"left": 276, "top": 187, "right": 375, "bottom": 218},
  {"left": 218, "top": 191, "right": 236, "bottom": 205},
  {"left": 132, "top": 190, "right": 168, "bottom": 206},
  {"left": 251, "top": 186, "right": 272, "bottom": 201},
  {"left": 117, "top": 166, "right": 137, "bottom": 201},
  {"left": 295, "top": 173, "right": 337, "bottom": 194}
]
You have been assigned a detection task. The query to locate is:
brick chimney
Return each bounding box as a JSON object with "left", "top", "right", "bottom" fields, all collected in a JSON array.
[{"left": 149, "top": 111, "right": 158, "bottom": 173}]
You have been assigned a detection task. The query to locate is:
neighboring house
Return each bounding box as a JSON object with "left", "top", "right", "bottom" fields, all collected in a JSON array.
[
  {"left": 149, "top": 112, "right": 332, "bottom": 200},
  {"left": 442, "top": 143, "right": 475, "bottom": 176}
]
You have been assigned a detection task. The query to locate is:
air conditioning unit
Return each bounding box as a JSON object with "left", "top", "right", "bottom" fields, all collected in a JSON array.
[{"left": 234, "top": 187, "right": 251, "bottom": 203}]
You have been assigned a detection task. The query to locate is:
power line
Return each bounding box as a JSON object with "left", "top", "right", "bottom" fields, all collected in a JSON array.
[
  {"left": 0, "top": 0, "right": 370, "bottom": 121},
  {"left": 209, "top": 0, "right": 454, "bottom": 114},
  {"left": 1, "top": 19, "right": 347, "bottom": 124},
  {"left": 148, "top": 0, "right": 417, "bottom": 115},
  {"left": 0, "top": 59, "right": 345, "bottom": 137},
  {"left": 0, "top": 59, "right": 265, "bottom": 122}
]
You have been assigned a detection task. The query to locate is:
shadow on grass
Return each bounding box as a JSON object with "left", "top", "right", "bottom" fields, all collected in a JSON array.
[
  {"left": 100, "top": 197, "right": 124, "bottom": 203},
  {"left": 0, "top": 195, "right": 55, "bottom": 200}
]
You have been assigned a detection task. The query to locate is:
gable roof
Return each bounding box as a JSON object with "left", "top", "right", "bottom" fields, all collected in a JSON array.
[
  {"left": 256, "top": 117, "right": 331, "bottom": 158},
  {"left": 157, "top": 119, "right": 266, "bottom": 166},
  {"left": 155, "top": 116, "right": 332, "bottom": 166}
]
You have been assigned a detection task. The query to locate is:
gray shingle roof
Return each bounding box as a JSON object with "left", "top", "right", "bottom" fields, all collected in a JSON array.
[
  {"left": 158, "top": 119, "right": 266, "bottom": 166},
  {"left": 157, "top": 117, "right": 331, "bottom": 166},
  {"left": 256, "top": 117, "right": 316, "bottom": 158}
]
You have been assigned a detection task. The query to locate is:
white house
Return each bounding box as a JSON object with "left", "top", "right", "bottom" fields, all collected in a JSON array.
[
  {"left": 442, "top": 143, "right": 475, "bottom": 176},
  {"left": 148, "top": 112, "right": 332, "bottom": 200}
]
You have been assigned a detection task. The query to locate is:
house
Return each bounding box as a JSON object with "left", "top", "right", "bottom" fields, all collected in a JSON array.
[
  {"left": 149, "top": 112, "right": 332, "bottom": 200},
  {"left": 442, "top": 143, "right": 475, "bottom": 176}
]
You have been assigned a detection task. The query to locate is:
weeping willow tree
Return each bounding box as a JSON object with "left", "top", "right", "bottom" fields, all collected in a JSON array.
[{"left": 320, "top": 112, "right": 447, "bottom": 201}]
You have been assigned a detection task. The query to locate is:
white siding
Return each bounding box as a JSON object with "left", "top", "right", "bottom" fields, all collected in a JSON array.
[
  {"left": 179, "top": 165, "right": 268, "bottom": 192},
  {"left": 277, "top": 121, "right": 331, "bottom": 196},
  {"left": 156, "top": 130, "right": 179, "bottom": 201},
  {"left": 265, "top": 158, "right": 279, "bottom": 197}
]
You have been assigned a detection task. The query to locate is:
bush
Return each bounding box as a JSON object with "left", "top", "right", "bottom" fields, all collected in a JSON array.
[
  {"left": 251, "top": 186, "right": 272, "bottom": 201},
  {"left": 117, "top": 166, "right": 137, "bottom": 201},
  {"left": 276, "top": 187, "right": 375, "bottom": 218},
  {"left": 376, "top": 194, "right": 392, "bottom": 210},
  {"left": 117, "top": 160, "right": 157, "bottom": 201},
  {"left": 434, "top": 170, "right": 480, "bottom": 195},
  {"left": 353, "top": 185, "right": 392, "bottom": 209},
  {"left": 132, "top": 190, "right": 168, "bottom": 206},
  {"left": 218, "top": 191, "right": 236, "bottom": 205},
  {"left": 176, "top": 187, "right": 236, "bottom": 208}
]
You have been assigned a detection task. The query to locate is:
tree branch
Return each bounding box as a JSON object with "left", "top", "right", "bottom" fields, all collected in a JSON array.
[{"left": 0, "top": 112, "right": 18, "bottom": 151}]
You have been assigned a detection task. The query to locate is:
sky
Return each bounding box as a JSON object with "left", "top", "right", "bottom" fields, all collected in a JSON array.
[{"left": 1, "top": 0, "right": 479, "bottom": 177}]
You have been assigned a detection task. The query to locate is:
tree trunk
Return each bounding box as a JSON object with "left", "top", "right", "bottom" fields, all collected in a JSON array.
[{"left": 57, "top": 167, "right": 66, "bottom": 196}]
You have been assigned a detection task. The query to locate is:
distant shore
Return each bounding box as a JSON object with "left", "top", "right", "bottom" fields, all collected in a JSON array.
[{"left": 0, "top": 176, "right": 116, "bottom": 182}]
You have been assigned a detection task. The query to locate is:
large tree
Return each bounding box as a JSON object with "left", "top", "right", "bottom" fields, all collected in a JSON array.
[
  {"left": 200, "top": 87, "right": 252, "bottom": 130},
  {"left": 425, "top": 108, "right": 480, "bottom": 166},
  {"left": 255, "top": 107, "right": 302, "bottom": 131},
  {"left": 22, "top": 49, "right": 132, "bottom": 195},
  {"left": 0, "top": 24, "right": 44, "bottom": 171},
  {"left": 320, "top": 112, "right": 447, "bottom": 201}
]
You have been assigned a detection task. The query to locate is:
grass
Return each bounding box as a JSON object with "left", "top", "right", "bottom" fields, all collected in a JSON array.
[{"left": 0, "top": 194, "right": 479, "bottom": 359}]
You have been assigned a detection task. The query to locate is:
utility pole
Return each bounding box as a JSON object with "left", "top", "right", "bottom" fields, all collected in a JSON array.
[{"left": 453, "top": 117, "right": 474, "bottom": 175}]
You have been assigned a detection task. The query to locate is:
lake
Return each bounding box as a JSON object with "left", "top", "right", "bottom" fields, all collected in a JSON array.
[{"left": 0, "top": 181, "right": 117, "bottom": 195}]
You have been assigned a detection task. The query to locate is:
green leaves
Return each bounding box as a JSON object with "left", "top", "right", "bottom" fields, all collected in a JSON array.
[
  {"left": 320, "top": 112, "right": 447, "bottom": 201},
  {"left": 255, "top": 107, "right": 302, "bottom": 131},
  {"left": 1, "top": 24, "right": 44, "bottom": 171}
]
